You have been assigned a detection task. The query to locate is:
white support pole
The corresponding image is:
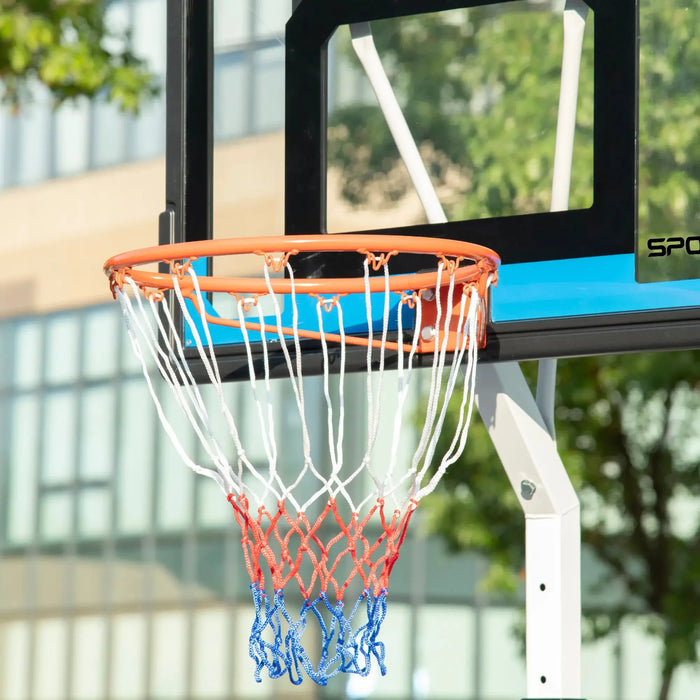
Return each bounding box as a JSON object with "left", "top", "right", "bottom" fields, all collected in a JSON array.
[
  {"left": 476, "top": 363, "right": 582, "bottom": 699},
  {"left": 537, "top": 0, "right": 590, "bottom": 439},
  {"left": 350, "top": 22, "right": 448, "bottom": 225}
]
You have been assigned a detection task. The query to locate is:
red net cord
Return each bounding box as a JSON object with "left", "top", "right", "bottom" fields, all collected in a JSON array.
[{"left": 227, "top": 494, "right": 416, "bottom": 601}]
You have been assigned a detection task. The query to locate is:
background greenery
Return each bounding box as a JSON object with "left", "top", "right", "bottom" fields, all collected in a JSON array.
[
  {"left": 330, "top": 1, "right": 699, "bottom": 283},
  {"left": 328, "top": 3, "right": 699, "bottom": 699},
  {"left": 0, "top": 0, "right": 156, "bottom": 112}
]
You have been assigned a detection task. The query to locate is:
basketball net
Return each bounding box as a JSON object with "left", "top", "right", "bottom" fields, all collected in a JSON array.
[{"left": 108, "top": 240, "right": 497, "bottom": 685}]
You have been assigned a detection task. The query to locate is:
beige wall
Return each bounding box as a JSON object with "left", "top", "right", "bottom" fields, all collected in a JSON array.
[{"left": 1, "top": 132, "right": 424, "bottom": 319}]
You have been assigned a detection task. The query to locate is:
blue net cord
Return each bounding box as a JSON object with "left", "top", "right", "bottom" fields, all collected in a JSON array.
[{"left": 248, "top": 584, "right": 389, "bottom": 686}]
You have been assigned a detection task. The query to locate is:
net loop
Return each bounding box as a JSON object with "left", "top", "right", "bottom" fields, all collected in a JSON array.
[
  {"left": 257, "top": 249, "right": 299, "bottom": 272},
  {"left": 436, "top": 254, "right": 466, "bottom": 276},
  {"left": 358, "top": 248, "right": 398, "bottom": 271},
  {"left": 170, "top": 258, "right": 196, "bottom": 279},
  {"left": 229, "top": 292, "right": 265, "bottom": 312},
  {"left": 399, "top": 290, "right": 419, "bottom": 309},
  {"left": 310, "top": 293, "right": 344, "bottom": 312}
]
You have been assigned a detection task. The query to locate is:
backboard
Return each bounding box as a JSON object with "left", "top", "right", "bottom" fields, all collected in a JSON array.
[{"left": 159, "top": 0, "right": 700, "bottom": 381}]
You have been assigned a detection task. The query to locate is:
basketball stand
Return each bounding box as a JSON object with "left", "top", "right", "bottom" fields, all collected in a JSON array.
[{"left": 102, "top": 0, "right": 648, "bottom": 695}]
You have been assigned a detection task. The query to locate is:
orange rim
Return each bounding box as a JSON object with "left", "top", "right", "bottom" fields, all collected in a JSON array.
[{"left": 105, "top": 234, "right": 500, "bottom": 296}]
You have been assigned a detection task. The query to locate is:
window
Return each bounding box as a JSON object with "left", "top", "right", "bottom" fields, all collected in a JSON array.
[{"left": 0, "top": 0, "right": 294, "bottom": 190}]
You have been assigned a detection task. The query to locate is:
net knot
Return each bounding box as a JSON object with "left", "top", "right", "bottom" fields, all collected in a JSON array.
[
  {"left": 310, "top": 293, "right": 345, "bottom": 312},
  {"left": 399, "top": 291, "right": 419, "bottom": 309},
  {"left": 256, "top": 249, "right": 299, "bottom": 272},
  {"left": 436, "top": 254, "right": 466, "bottom": 276},
  {"left": 230, "top": 292, "right": 265, "bottom": 312},
  {"left": 358, "top": 249, "right": 398, "bottom": 271},
  {"left": 169, "top": 258, "right": 196, "bottom": 278}
]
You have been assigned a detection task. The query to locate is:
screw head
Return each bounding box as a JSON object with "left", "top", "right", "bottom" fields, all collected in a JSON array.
[
  {"left": 520, "top": 479, "right": 537, "bottom": 500},
  {"left": 421, "top": 325, "right": 435, "bottom": 342}
]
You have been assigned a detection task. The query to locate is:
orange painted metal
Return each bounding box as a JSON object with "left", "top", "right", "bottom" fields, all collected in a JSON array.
[{"left": 105, "top": 234, "right": 499, "bottom": 353}]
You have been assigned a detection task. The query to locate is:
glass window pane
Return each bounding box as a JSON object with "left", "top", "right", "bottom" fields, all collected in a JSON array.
[
  {"left": 581, "top": 635, "right": 616, "bottom": 700},
  {"left": 346, "top": 603, "right": 411, "bottom": 698},
  {"left": 214, "top": 0, "right": 250, "bottom": 48},
  {"left": 416, "top": 605, "right": 473, "bottom": 698},
  {"left": 117, "top": 379, "right": 155, "bottom": 534},
  {"left": 34, "top": 619, "right": 68, "bottom": 700},
  {"left": 54, "top": 98, "right": 90, "bottom": 176},
  {"left": 14, "top": 85, "right": 52, "bottom": 185},
  {"left": 110, "top": 614, "right": 147, "bottom": 699},
  {"left": 83, "top": 306, "right": 119, "bottom": 379},
  {"left": 120, "top": 318, "right": 145, "bottom": 374},
  {"left": 255, "top": 0, "right": 289, "bottom": 38},
  {"left": 45, "top": 314, "right": 80, "bottom": 385},
  {"left": 1, "top": 621, "right": 30, "bottom": 700},
  {"left": 41, "top": 491, "right": 73, "bottom": 542},
  {"left": 80, "top": 385, "right": 115, "bottom": 480},
  {"left": 78, "top": 488, "right": 111, "bottom": 539},
  {"left": 674, "top": 663, "right": 700, "bottom": 700},
  {"left": 92, "top": 99, "right": 129, "bottom": 168},
  {"left": 214, "top": 52, "right": 248, "bottom": 141},
  {"left": 621, "top": 617, "right": 663, "bottom": 700},
  {"left": 157, "top": 389, "right": 197, "bottom": 531},
  {"left": 7, "top": 395, "right": 40, "bottom": 544},
  {"left": 0, "top": 321, "right": 10, "bottom": 390},
  {"left": 132, "top": 0, "right": 167, "bottom": 75},
  {"left": 0, "top": 107, "right": 7, "bottom": 189},
  {"left": 13, "top": 319, "right": 43, "bottom": 390},
  {"left": 197, "top": 476, "right": 230, "bottom": 529},
  {"left": 192, "top": 608, "right": 230, "bottom": 697},
  {"left": 252, "top": 45, "right": 285, "bottom": 133},
  {"left": 481, "top": 608, "right": 526, "bottom": 699},
  {"left": 42, "top": 390, "right": 77, "bottom": 485},
  {"left": 132, "top": 87, "right": 166, "bottom": 160},
  {"left": 72, "top": 616, "right": 106, "bottom": 700},
  {"left": 151, "top": 612, "right": 187, "bottom": 698}
]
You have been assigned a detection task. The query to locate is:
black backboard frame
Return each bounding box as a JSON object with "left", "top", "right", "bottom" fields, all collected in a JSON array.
[{"left": 161, "top": 0, "right": 700, "bottom": 381}]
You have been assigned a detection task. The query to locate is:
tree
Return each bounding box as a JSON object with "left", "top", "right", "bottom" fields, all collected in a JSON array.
[
  {"left": 0, "top": 0, "right": 157, "bottom": 112},
  {"left": 328, "top": 4, "right": 700, "bottom": 699},
  {"left": 427, "top": 355, "right": 700, "bottom": 700}
]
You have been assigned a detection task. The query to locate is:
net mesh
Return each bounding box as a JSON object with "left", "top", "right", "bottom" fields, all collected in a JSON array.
[{"left": 110, "top": 246, "right": 495, "bottom": 685}]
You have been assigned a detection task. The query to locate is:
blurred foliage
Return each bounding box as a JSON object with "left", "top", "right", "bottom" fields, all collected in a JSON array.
[
  {"left": 329, "top": 5, "right": 594, "bottom": 217},
  {"left": 638, "top": 2, "right": 700, "bottom": 282},
  {"left": 329, "top": 1, "right": 699, "bottom": 282},
  {"left": 329, "top": 3, "right": 700, "bottom": 698},
  {"left": 0, "top": 0, "right": 157, "bottom": 112}
]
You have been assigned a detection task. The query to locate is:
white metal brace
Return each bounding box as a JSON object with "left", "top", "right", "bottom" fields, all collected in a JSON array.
[
  {"left": 350, "top": 3, "right": 588, "bottom": 698},
  {"left": 476, "top": 363, "right": 582, "bottom": 699}
]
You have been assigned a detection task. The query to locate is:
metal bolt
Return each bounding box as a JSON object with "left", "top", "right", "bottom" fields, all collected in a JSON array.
[
  {"left": 421, "top": 289, "right": 435, "bottom": 302},
  {"left": 520, "top": 479, "right": 537, "bottom": 500},
  {"left": 421, "top": 325, "right": 435, "bottom": 342}
]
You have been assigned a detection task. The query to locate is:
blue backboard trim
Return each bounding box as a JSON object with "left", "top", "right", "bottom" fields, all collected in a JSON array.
[{"left": 494, "top": 254, "right": 700, "bottom": 322}]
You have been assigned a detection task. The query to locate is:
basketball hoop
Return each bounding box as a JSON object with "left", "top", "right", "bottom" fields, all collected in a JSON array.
[{"left": 105, "top": 234, "right": 499, "bottom": 686}]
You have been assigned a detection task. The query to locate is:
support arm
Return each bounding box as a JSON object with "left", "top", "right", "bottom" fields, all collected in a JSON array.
[{"left": 476, "top": 362, "right": 582, "bottom": 700}]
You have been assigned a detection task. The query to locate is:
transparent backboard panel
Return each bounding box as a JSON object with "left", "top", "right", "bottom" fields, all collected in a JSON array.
[
  {"left": 169, "top": 0, "right": 700, "bottom": 370},
  {"left": 636, "top": 0, "right": 700, "bottom": 283}
]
